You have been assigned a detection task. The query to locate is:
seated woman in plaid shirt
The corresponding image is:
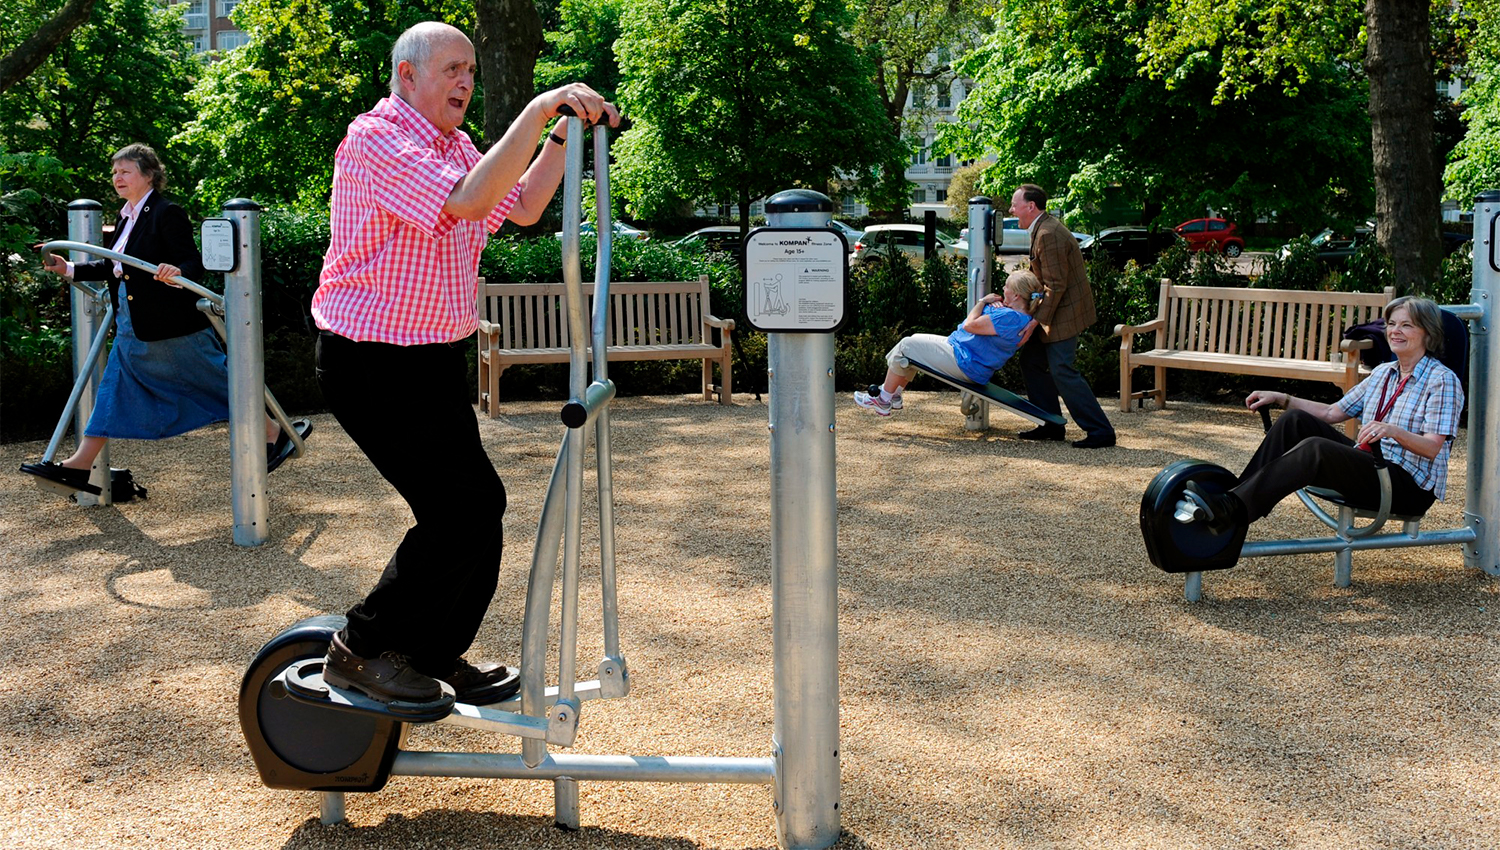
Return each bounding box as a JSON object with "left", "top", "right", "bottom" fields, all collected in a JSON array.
[{"left": 1188, "top": 296, "right": 1465, "bottom": 532}]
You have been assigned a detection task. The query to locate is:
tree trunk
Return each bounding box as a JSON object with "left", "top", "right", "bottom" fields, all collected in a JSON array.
[
  {"left": 0, "top": 0, "right": 97, "bottom": 94},
  {"left": 473, "top": 0, "right": 543, "bottom": 149},
  {"left": 1364, "top": 0, "right": 1441, "bottom": 293}
]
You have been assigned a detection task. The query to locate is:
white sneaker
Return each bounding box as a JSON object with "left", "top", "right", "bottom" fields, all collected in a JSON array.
[
  {"left": 853, "top": 389, "right": 892, "bottom": 416},
  {"left": 868, "top": 384, "right": 903, "bottom": 409}
]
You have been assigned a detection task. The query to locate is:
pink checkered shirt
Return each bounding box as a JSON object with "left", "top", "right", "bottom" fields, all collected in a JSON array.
[{"left": 312, "top": 95, "right": 520, "bottom": 345}]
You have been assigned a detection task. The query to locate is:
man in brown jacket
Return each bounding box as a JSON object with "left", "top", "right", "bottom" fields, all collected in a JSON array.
[{"left": 1010, "top": 184, "right": 1116, "bottom": 448}]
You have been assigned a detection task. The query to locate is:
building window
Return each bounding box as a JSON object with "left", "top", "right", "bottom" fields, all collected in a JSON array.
[
  {"left": 189, "top": 33, "right": 207, "bottom": 52},
  {"left": 936, "top": 153, "right": 952, "bottom": 168},
  {"left": 937, "top": 84, "right": 951, "bottom": 110},
  {"left": 842, "top": 197, "right": 861, "bottom": 216},
  {"left": 216, "top": 30, "right": 249, "bottom": 50},
  {"left": 912, "top": 187, "right": 927, "bottom": 204},
  {"left": 217, "top": 0, "right": 238, "bottom": 17},
  {"left": 936, "top": 188, "right": 947, "bottom": 202},
  {"left": 913, "top": 144, "right": 928, "bottom": 167},
  {"left": 911, "top": 85, "right": 926, "bottom": 109}
]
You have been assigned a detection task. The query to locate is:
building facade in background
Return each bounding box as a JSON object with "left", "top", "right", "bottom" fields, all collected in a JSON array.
[{"left": 175, "top": 0, "right": 247, "bottom": 54}]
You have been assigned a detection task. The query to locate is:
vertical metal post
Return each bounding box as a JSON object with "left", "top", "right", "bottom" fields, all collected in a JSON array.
[
  {"left": 1465, "top": 191, "right": 1499, "bottom": 575},
  {"left": 764, "top": 190, "right": 840, "bottom": 850},
  {"left": 965, "top": 197, "right": 995, "bottom": 431},
  {"left": 67, "top": 200, "right": 111, "bottom": 505},
  {"left": 318, "top": 791, "right": 345, "bottom": 825},
  {"left": 222, "top": 199, "right": 269, "bottom": 547}
]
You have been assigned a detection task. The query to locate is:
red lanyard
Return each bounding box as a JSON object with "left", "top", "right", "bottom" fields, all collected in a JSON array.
[
  {"left": 1357, "top": 368, "right": 1412, "bottom": 452},
  {"left": 1372, "top": 368, "right": 1412, "bottom": 424}
]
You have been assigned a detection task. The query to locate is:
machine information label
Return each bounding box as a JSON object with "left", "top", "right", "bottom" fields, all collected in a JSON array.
[
  {"left": 744, "top": 227, "right": 848, "bottom": 333},
  {"left": 201, "top": 218, "right": 237, "bottom": 273}
]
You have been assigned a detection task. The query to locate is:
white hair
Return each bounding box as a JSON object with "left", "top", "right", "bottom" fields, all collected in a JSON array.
[{"left": 389, "top": 22, "right": 467, "bottom": 94}]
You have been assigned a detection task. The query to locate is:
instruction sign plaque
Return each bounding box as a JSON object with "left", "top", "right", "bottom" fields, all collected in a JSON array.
[
  {"left": 744, "top": 227, "right": 848, "bottom": 333},
  {"left": 201, "top": 218, "right": 237, "bottom": 273}
]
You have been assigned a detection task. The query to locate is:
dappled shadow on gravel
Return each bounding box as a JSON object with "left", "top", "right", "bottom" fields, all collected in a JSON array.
[{"left": 2, "top": 394, "right": 1496, "bottom": 849}]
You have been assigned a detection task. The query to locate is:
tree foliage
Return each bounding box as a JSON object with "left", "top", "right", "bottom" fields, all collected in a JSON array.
[
  {"left": 176, "top": 0, "right": 474, "bottom": 208},
  {"left": 0, "top": 0, "right": 199, "bottom": 204},
  {"left": 612, "top": 0, "right": 900, "bottom": 228},
  {"left": 1445, "top": 0, "right": 1500, "bottom": 203},
  {"left": 943, "top": 0, "right": 1373, "bottom": 231},
  {"left": 0, "top": 0, "right": 97, "bottom": 94},
  {"left": 535, "top": 0, "right": 623, "bottom": 100},
  {"left": 847, "top": 0, "right": 994, "bottom": 213}
]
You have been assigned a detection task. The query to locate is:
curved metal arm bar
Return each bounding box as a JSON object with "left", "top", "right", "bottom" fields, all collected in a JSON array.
[
  {"left": 41, "top": 240, "right": 222, "bottom": 307},
  {"left": 1261, "top": 403, "right": 1394, "bottom": 538},
  {"left": 1296, "top": 464, "right": 1393, "bottom": 538}
]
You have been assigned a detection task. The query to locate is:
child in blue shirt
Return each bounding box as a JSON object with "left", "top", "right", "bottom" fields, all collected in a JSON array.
[{"left": 854, "top": 270, "right": 1044, "bottom": 415}]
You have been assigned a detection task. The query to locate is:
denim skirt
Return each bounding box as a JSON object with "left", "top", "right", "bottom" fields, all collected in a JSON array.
[{"left": 85, "top": 283, "right": 231, "bottom": 439}]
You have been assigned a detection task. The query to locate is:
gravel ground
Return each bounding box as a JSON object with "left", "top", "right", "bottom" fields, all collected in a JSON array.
[{"left": 2, "top": 391, "right": 1496, "bottom": 850}]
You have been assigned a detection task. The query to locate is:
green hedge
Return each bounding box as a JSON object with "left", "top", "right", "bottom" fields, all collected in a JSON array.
[{"left": 2, "top": 209, "right": 1481, "bottom": 443}]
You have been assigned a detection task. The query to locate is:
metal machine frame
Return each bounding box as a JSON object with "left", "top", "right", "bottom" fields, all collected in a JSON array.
[
  {"left": 35, "top": 200, "right": 304, "bottom": 546},
  {"left": 1175, "top": 191, "right": 1500, "bottom": 601},
  {"left": 252, "top": 118, "right": 842, "bottom": 850}
]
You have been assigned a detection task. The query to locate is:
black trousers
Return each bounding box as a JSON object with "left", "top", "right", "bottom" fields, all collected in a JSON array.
[
  {"left": 316, "top": 331, "right": 506, "bottom": 669},
  {"left": 1231, "top": 409, "right": 1434, "bottom": 522}
]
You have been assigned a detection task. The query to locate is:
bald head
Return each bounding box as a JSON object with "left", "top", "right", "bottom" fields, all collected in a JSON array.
[{"left": 389, "top": 22, "right": 470, "bottom": 95}]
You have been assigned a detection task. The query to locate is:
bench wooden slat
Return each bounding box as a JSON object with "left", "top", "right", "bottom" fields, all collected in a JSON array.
[
  {"left": 476, "top": 275, "right": 733, "bottom": 416},
  {"left": 1114, "top": 281, "right": 1395, "bottom": 436}
]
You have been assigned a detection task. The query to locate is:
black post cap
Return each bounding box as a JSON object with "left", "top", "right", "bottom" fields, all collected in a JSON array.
[
  {"left": 1477, "top": 190, "right": 1500, "bottom": 203},
  {"left": 765, "top": 189, "right": 832, "bottom": 213}
]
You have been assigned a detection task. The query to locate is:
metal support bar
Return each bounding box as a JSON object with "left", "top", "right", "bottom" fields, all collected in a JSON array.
[
  {"left": 64, "top": 202, "right": 111, "bottom": 502},
  {"left": 964, "top": 197, "right": 995, "bottom": 431},
  {"left": 1465, "top": 190, "right": 1500, "bottom": 575},
  {"left": 765, "top": 192, "right": 841, "bottom": 850},
  {"left": 392, "top": 752, "right": 776, "bottom": 784},
  {"left": 221, "top": 199, "right": 268, "bottom": 546},
  {"left": 43, "top": 304, "right": 114, "bottom": 464},
  {"left": 1240, "top": 526, "right": 1478, "bottom": 558},
  {"left": 319, "top": 791, "right": 346, "bottom": 825}
]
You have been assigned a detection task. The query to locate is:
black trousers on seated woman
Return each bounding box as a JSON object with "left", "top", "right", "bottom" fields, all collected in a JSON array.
[{"left": 1231, "top": 409, "right": 1435, "bottom": 522}]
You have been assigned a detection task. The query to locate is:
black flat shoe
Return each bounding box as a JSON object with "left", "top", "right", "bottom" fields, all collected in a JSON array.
[
  {"left": 1017, "top": 424, "right": 1065, "bottom": 441},
  {"left": 19, "top": 461, "right": 101, "bottom": 495},
  {"left": 267, "top": 419, "right": 313, "bottom": 473},
  {"left": 1072, "top": 432, "right": 1117, "bottom": 449}
]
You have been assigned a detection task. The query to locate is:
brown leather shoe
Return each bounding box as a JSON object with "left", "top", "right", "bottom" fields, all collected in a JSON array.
[
  {"left": 322, "top": 633, "right": 445, "bottom": 704},
  {"left": 419, "top": 657, "right": 520, "bottom": 705}
]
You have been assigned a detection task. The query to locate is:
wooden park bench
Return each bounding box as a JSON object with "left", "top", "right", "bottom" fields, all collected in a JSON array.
[
  {"left": 1114, "top": 282, "right": 1395, "bottom": 434},
  {"left": 475, "top": 275, "right": 734, "bottom": 417}
]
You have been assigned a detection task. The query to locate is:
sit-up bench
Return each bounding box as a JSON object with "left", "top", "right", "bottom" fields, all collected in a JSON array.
[{"left": 899, "top": 356, "right": 1066, "bottom": 427}]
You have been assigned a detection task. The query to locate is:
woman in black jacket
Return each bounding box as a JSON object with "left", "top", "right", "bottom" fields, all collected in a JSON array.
[{"left": 22, "top": 144, "right": 298, "bottom": 495}]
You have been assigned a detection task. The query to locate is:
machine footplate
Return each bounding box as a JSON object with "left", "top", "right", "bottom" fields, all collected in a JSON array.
[{"left": 271, "top": 658, "right": 456, "bottom": 724}]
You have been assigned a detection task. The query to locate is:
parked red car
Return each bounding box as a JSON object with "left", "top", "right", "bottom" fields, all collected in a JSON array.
[{"left": 1174, "top": 217, "right": 1245, "bottom": 257}]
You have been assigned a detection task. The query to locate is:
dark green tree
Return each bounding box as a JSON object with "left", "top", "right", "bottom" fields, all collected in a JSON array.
[
  {"left": 0, "top": 0, "right": 198, "bottom": 204},
  {"left": 612, "top": 0, "right": 901, "bottom": 230},
  {"left": 535, "top": 0, "right": 623, "bottom": 101},
  {"left": 1132, "top": 0, "right": 1464, "bottom": 290},
  {"left": 1445, "top": 0, "right": 1500, "bottom": 203},
  {"left": 943, "top": 0, "right": 1373, "bottom": 232},
  {"left": 176, "top": 0, "right": 474, "bottom": 208}
]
